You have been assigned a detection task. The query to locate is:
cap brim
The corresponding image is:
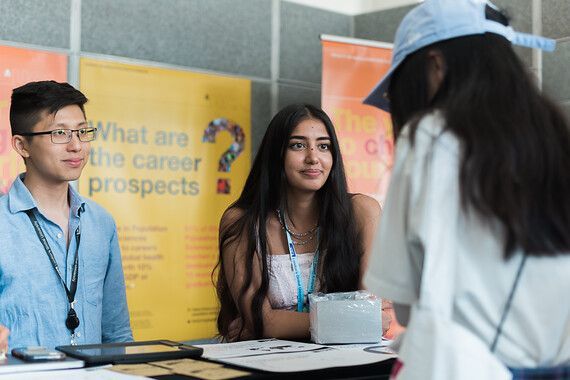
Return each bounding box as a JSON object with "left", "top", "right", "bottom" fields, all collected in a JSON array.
[{"left": 363, "top": 65, "right": 396, "bottom": 112}]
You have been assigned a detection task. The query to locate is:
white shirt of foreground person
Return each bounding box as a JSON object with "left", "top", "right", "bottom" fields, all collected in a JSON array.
[{"left": 365, "top": 111, "right": 570, "bottom": 368}]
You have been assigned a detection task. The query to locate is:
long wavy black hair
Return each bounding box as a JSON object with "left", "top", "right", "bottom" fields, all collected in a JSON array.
[
  {"left": 388, "top": 6, "right": 570, "bottom": 258},
  {"left": 214, "top": 104, "right": 362, "bottom": 338}
]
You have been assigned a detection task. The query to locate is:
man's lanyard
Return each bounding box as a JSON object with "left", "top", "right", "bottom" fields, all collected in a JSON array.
[
  {"left": 282, "top": 213, "right": 319, "bottom": 313},
  {"left": 25, "top": 209, "right": 81, "bottom": 344}
]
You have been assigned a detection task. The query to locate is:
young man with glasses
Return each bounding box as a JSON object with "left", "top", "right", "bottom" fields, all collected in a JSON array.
[{"left": 0, "top": 80, "right": 132, "bottom": 350}]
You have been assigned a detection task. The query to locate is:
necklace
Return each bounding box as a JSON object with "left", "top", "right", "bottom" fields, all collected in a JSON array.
[
  {"left": 286, "top": 231, "right": 316, "bottom": 246},
  {"left": 276, "top": 209, "right": 318, "bottom": 245}
]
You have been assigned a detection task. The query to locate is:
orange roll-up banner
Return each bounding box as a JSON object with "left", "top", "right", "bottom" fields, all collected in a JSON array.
[
  {"left": 321, "top": 36, "right": 393, "bottom": 204},
  {"left": 0, "top": 45, "right": 67, "bottom": 194},
  {"left": 322, "top": 36, "right": 405, "bottom": 340}
]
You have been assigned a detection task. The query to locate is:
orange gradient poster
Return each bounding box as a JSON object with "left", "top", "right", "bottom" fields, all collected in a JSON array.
[
  {"left": 321, "top": 36, "right": 393, "bottom": 204},
  {"left": 79, "top": 58, "right": 250, "bottom": 340},
  {"left": 0, "top": 45, "right": 67, "bottom": 194}
]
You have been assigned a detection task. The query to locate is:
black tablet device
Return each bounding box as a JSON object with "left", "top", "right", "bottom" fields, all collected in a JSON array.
[{"left": 56, "top": 340, "right": 203, "bottom": 365}]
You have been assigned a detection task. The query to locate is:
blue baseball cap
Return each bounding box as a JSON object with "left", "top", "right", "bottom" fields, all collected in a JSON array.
[{"left": 364, "top": 0, "right": 556, "bottom": 112}]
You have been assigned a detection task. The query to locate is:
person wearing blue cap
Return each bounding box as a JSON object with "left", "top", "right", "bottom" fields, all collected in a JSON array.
[{"left": 364, "top": 0, "right": 569, "bottom": 378}]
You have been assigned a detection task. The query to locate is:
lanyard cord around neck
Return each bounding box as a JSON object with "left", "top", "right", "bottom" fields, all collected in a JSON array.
[
  {"left": 25, "top": 209, "right": 81, "bottom": 336},
  {"left": 490, "top": 254, "right": 527, "bottom": 352},
  {"left": 282, "top": 211, "right": 319, "bottom": 313}
]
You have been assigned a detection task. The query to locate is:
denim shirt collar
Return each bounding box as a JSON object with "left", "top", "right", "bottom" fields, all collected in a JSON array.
[{"left": 8, "top": 173, "right": 86, "bottom": 217}]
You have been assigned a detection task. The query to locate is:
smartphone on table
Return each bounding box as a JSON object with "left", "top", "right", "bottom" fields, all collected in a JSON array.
[{"left": 11, "top": 347, "right": 66, "bottom": 361}]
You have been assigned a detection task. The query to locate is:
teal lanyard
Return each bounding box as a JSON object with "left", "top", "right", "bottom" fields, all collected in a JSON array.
[{"left": 282, "top": 214, "right": 319, "bottom": 312}]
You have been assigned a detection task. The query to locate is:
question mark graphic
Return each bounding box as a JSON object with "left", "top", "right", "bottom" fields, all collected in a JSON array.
[{"left": 202, "top": 118, "right": 245, "bottom": 194}]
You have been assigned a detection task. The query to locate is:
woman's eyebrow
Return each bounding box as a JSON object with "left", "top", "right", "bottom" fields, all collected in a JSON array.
[{"left": 289, "top": 135, "right": 331, "bottom": 140}]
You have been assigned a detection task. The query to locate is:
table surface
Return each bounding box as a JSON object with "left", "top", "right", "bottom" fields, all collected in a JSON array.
[{"left": 151, "top": 356, "right": 396, "bottom": 379}]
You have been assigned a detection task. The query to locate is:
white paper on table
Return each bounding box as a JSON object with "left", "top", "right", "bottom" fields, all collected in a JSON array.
[
  {"left": 324, "top": 338, "right": 397, "bottom": 354},
  {"left": 2, "top": 368, "right": 150, "bottom": 379},
  {"left": 196, "top": 339, "right": 397, "bottom": 373},
  {"left": 197, "top": 339, "right": 327, "bottom": 360}
]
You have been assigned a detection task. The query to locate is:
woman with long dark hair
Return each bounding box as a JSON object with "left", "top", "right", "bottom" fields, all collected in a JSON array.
[
  {"left": 364, "top": 0, "right": 570, "bottom": 376},
  {"left": 215, "top": 104, "right": 389, "bottom": 341}
]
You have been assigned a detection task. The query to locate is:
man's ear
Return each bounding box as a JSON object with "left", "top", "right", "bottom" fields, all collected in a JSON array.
[{"left": 12, "top": 135, "right": 30, "bottom": 159}]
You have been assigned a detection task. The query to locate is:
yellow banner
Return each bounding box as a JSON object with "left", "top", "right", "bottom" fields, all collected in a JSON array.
[
  {"left": 79, "top": 58, "right": 251, "bottom": 340},
  {"left": 0, "top": 45, "right": 67, "bottom": 194}
]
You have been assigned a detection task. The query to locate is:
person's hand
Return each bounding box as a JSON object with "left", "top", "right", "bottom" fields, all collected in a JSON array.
[
  {"left": 0, "top": 325, "right": 9, "bottom": 358},
  {"left": 381, "top": 300, "right": 394, "bottom": 336},
  {"left": 227, "top": 317, "right": 253, "bottom": 342},
  {"left": 382, "top": 309, "right": 393, "bottom": 336}
]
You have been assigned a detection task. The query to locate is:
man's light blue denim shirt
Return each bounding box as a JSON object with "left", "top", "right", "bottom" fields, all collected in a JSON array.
[{"left": 0, "top": 174, "right": 133, "bottom": 348}]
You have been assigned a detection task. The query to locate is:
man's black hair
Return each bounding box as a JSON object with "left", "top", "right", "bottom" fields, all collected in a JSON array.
[{"left": 10, "top": 80, "right": 88, "bottom": 135}]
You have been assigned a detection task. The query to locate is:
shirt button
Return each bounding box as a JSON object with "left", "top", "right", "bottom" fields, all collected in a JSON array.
[
  {"left": 57, "top": 233, "right": 62, "bottom": 238},
  {"left": 76, "top": 332, "right": 81, "bottom": 338}
]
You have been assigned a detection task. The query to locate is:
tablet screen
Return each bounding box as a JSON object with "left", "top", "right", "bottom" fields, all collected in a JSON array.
[
  {"left": 56, "top": 340, "right": 204, "bottom": 364},
  {"left": 75, "top": 344, "right": 182, "bottom": 357}
]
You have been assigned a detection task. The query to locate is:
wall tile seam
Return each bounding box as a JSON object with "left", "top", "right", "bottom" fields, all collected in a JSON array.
[
  {"left": 69, "top": 0, "right": 81, "bottom": 87},
  {"left": 271, "top": 0, "right": 281, "bottom": 117},
  {"left": 277, "top": 78, "right": 321, "bottom": 89},
  {"left": 531, "top": 0, "right": 541, "bottom": 87},
  {"left": 77, "top": 52, "right": 275, "bottom": 83},
  {"left": 0, "top": 38, "right": 277, "bottom": 85},
  {"left": 0, "top": 39, "right": 71, "bottom": 55}
]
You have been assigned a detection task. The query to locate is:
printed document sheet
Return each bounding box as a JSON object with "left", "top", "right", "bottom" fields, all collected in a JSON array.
[{"left": 196, "top": 339, "right": 396, "bottom": 372}]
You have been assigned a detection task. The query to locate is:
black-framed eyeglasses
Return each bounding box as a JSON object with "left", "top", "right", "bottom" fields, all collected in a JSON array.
[{"left": 17, "top": 128, "right": 98, "bottom": 144}]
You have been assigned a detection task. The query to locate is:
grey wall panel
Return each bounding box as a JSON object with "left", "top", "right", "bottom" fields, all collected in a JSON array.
[
  {"left": 278, "top": 84, "right": 320, "bottom": 110},
  {"left": 543, "top": 40, "right": 570, "bottom": 102},
  {"left": 355, "top": 1, "right": 533, "bottom": 66},
  {"left": 353, "top": 5, "right": 414, "bottom": 43},
  {"left": 355, "top": 0, "right": 531, "bottom": 44},
  {"left": 493, "top": 0, "right": 532, "bottom": 66},
  {"left": 251, "top": 81, "right": 271, "bottom": 156},
  {"left": 82, "top": 0, "right": 272, "bottom": 78},
  {"left": 280, "top": 2, "right": 351, "bottom": 84},
  {"left": 542, "top": 0, "right": 570, "bottom": 39},
  {"left": 492, "top": 0, "right": 532, "bottom": 33},
  {"left": 0, "top": 0, "right": 70, "bottom": 48}
]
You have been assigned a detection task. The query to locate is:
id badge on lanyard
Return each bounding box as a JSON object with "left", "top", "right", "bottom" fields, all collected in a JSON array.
[{"left": 26, "top": 209, "right": 81, "bottom": 345}]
